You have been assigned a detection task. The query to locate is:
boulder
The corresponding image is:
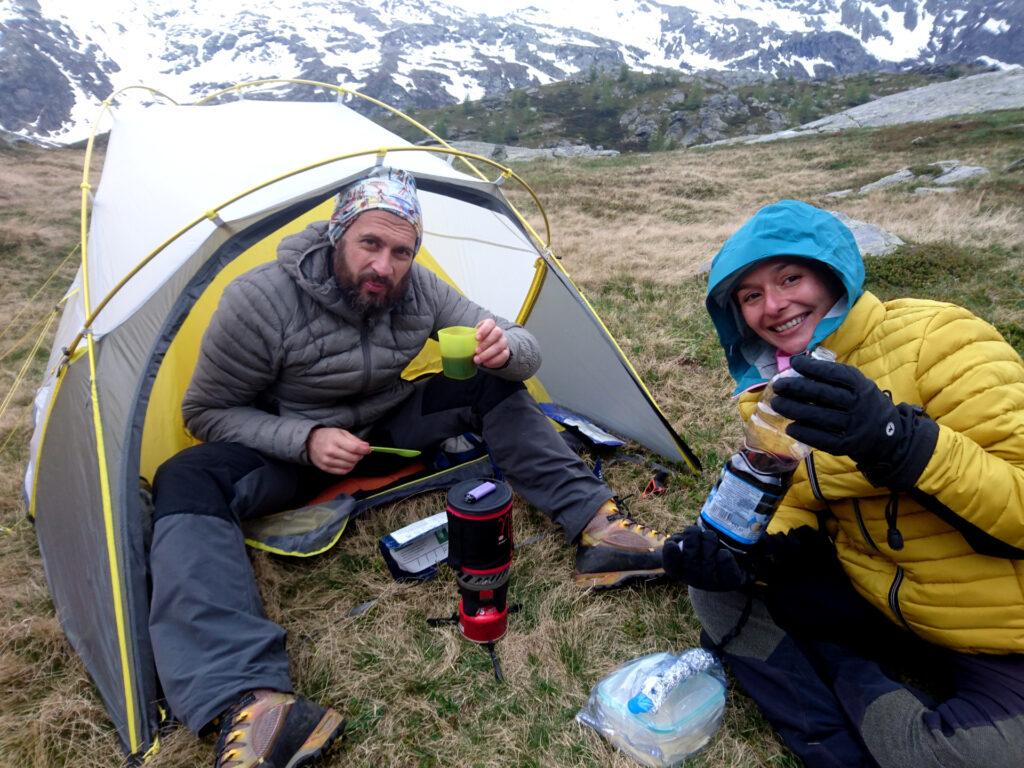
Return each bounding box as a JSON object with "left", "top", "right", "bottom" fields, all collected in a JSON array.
[
  {"left": 858, "top": 168, "right": 915, "bottom": 194},
  {"left": 830, "top": 211, "right": 904, "bottom": 257},
  {"left": 932, "top": 165, "right": 989, "bottom": 186}
]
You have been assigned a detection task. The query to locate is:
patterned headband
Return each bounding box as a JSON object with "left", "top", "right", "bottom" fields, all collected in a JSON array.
[{"left": 327, "top": 167, "right": 423, "bottom": 253}]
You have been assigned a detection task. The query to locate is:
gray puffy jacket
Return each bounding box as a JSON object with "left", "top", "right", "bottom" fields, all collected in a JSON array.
[{"left": 182, "top": 221, "right": 541, "bottom": 462}]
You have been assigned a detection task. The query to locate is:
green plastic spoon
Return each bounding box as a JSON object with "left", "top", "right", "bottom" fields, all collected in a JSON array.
[{"left": 369, "top": 445, "right": 422, "bottom": 457}]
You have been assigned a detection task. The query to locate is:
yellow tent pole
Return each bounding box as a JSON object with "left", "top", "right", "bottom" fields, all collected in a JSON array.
[
  {"left": 191, "top": 79, "right": 547, "bottom": 261},
  {"left": 69, "top": 86, "right": 179, "bottom": 755},
  {"left": 61, "top": 144, "right": 549, "bottom": 365},
  {"left": 84, "top": 329, "right": 140, "bottom": 752}
]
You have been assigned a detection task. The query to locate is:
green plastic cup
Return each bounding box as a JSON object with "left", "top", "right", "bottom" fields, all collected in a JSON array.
[{"left": 438, "top": 326, "right": 477, "bottom": 380}]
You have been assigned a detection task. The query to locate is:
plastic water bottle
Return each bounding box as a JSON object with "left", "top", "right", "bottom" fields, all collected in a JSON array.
[{"left": 699, "top": 348, "right": 835, "bottom": 553}]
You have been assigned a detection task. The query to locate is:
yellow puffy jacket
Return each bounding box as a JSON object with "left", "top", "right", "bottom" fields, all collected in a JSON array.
[{"left": 741, "top": 291, "right": 1024, "bottom": 654}]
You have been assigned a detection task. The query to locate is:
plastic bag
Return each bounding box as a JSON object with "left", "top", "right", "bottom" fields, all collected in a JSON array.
[{"left": 577, "top": 649, "right": 727, "bottom": 767}]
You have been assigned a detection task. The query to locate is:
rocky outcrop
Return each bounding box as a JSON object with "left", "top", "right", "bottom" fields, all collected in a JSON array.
[
  {"left": 707, "top": 69, "right": 1024, "bottom": 149},
  {"left": 824, "top": 160, "right": 991, "bottom": 198},
  {"left": 618, "top": 82, "right": 796, "bottom": 148}
]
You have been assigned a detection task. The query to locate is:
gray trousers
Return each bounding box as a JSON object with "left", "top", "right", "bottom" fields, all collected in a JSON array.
[
  {"left": 149, "top": 373, "right": 610, "bottom": 731},
  {"left": 691, "top": 586, "right": 1024, "bottom": 768}
]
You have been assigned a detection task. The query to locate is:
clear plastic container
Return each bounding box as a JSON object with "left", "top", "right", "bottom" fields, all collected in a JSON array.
[
  {"left": 743, "top": 346, "right": 836, "bottom": 464},
  {"left": 577, "top": 651, "right": 727, "bottom": 767}
]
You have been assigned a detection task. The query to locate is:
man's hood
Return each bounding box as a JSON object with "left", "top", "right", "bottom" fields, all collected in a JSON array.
[{"left": 705, "top": 200, "right": 865, "bottom": 394}]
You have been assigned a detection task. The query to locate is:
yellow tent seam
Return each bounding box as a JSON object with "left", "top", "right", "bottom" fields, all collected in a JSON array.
[
  {"left": 190, "top": 80, "right": 550, "bottom": 256},
  {"left": 243, "top": 517, "right": 349, "bottom": 558},
  {"left": 28, "top": 360, "right": 67, "bottom": 519}
]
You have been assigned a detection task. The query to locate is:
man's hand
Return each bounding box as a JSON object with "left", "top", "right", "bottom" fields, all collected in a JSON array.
[
  {"left": 474, "top": 318, "right": 510, "bottom": 369},
  {"left": 662, "top": 525, "right": 752, "bottom": 592},
  {"left": 306, "top": 427, "right": 371, "bottom": 475},
  {"left": 771, "top": 353, "right": 938, "bottom": 489}
]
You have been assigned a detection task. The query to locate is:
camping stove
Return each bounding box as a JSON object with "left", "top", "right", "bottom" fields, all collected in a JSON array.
[{"left": 428, "top": 478, "right": 514, "bottom": 680}]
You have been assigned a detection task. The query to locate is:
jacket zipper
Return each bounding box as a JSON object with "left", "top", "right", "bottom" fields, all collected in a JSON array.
[
  {"left": 808, "top": 455, "right": 880, "bottom": 552},
  {"left": 852, "top": 499, "right": 879, "bottom": 551},
  {"left": 809, "top": 456, "right": 911, "bottom": 629},
  {"left": 888, "top": 566, "right": 912, "bottom": 631},
  {"left": 360, "top": 324, "right": 371, "bottom": 393}
]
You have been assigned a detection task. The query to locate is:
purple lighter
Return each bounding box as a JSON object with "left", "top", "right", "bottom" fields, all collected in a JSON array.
[{"left": 464, "top": 481, "right": 497, "bottom": 504}]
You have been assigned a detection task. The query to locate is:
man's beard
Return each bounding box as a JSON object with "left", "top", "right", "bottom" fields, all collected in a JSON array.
[{"left": 334, "top": 251, "right": 409, "bottom": 316}]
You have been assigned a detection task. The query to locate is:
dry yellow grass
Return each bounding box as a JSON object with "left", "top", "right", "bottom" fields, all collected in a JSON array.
[
  {"left": 511, "top": 136, "right": 1023, "bottom": 289},
  {"left": 0, "top": 109, "right": 1021, "bottom": 767}
]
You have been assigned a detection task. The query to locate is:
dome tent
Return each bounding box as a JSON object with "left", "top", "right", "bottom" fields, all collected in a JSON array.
[{"left": 25, "top": 81, "right": 699, "bottom": 760}]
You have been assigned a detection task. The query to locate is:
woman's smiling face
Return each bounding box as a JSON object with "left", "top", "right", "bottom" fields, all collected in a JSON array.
[{"left": 734, "top": 257, "right": 842, "bottom": 355}]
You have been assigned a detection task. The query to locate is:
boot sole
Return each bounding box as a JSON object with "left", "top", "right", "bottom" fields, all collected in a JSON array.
[
  {"left": 284, "top": 710, "right": 346, "bottom": 768},
  {"left": 573, "top": 568, "right": 666, "bottom": 590}
]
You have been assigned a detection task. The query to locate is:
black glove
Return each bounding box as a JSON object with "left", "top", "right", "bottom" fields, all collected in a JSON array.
[
  {"left": 756, "top": 526, "right": 843, "bottom": 585},
  {"left": 662, "top": 525, "right": 752, "bottom": 592},
  {"left": 771, "top": 354, "right": 938, "bottom": 490}
]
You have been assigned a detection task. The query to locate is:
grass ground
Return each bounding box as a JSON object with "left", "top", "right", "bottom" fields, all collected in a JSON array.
[{"left": 0, "top": 107, "right": 1021, "bottom": 767}]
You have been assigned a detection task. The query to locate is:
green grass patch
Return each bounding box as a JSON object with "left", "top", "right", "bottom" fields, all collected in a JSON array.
[{"left": 865, "top": 242, "right": 1024, "bottom": 355}]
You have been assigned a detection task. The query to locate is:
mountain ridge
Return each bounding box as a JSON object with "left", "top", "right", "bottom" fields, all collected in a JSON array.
[{"left": 1, "top": 0, "right": 1021, "bottom": 144}]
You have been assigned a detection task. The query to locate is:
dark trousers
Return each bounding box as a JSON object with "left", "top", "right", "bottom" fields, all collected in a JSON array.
[
  {"left": 690, "top": 577, "right": 1024, "bottom": 768},
  {"left": 149, "top": 373, "right": 610, "bottom": 731}
]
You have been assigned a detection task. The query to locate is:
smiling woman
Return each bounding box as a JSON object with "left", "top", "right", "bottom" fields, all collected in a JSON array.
[{"left": 664, "top": 199, "right": 1024, "bottom": 768}]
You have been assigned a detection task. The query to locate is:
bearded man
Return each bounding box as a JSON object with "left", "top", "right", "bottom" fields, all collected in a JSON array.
[{"left": 147, "top": 168, "right": 666, "bottom": 768}]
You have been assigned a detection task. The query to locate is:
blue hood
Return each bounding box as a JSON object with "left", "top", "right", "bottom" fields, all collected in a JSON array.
[{"left": 705, "top": 200, "right": 865, "bottom": 394}]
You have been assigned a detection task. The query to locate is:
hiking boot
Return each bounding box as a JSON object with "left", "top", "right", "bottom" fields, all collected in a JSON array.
[
  {"left": 213, "top": 690, "right": 345, "bottom": 768},
  {"left": 574, "top": 501, "right": 667, "bottom": 589}
]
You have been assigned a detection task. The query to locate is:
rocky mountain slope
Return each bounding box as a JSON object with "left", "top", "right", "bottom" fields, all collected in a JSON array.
[
  {"left": 387, "top": 64, "right": 997, "bottom": 152},
  {"left": 1, "top": 0, "right": 1022, "bottom": 144}
]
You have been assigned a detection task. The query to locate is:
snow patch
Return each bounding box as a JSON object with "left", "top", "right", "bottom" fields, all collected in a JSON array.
[
  {"left": 976, "top": 56, "right": 1022, "bottom": 71},
  {"left": 791, "top": 55, "right": 831, "bottom": 78},
  {"left": 983, "top": 18, "right": 1011, "bottom": 35},
  {"left": 391, "top": 71, "right": 414, "bottom": 92},
  {"left": 859, "top": 2, "right": 937, "bottom": 62}
]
